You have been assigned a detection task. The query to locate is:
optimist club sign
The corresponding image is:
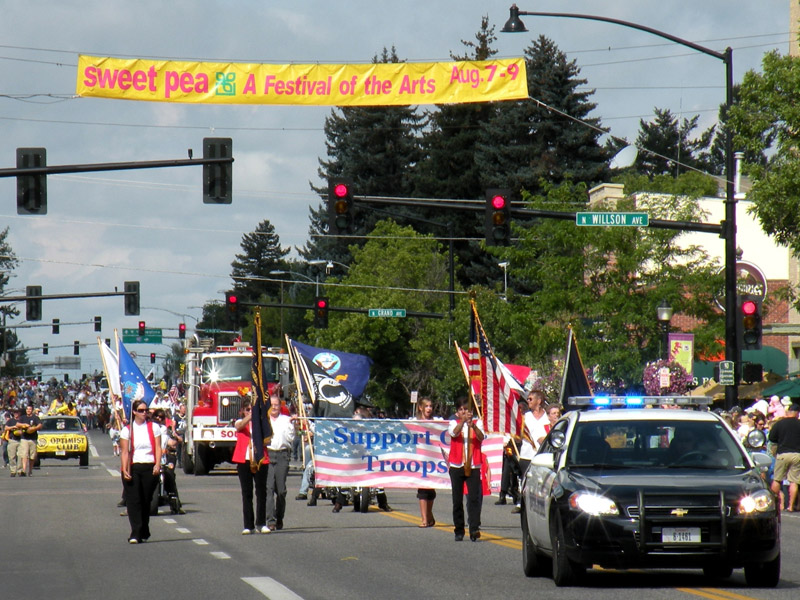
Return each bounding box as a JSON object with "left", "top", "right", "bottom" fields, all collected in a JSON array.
[{"left": 715, "top": 260, "right": 768, "bottom": 311}]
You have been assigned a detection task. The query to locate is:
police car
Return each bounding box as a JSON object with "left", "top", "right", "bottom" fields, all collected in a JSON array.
[{"left": 520, "top": 396, "right": 780, "bottom": 587}]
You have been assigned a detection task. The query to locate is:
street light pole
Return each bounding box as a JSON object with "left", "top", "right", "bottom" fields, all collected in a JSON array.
[{"left": 502, "top": 5, "right": 737, "bottom": 408}]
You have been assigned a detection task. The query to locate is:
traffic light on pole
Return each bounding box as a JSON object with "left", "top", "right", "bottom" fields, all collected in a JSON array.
[
  {"left": 26, "top": 285, "right": 42, "bottom": 321},
  {"left": 138, "top": 320, "right": 146, "bottom": 336},
  {"left": 178, "top": 323, "right": 186, "bottom": 339},
  {"left": 226, "top": 291, "right": 240, "bottom": 327},
  {"left": 16, "top": 147, "right": 47, "bottom": 215},
  {"left": 42, "top": 343, "right": 48, "bottom": 355},
  {"left": 94, "top": 316, "right": 102, "bottom": 332},
  {"left": 328, "top": 178, "right": 354, "bottom": 235},
  {"left": 150, "top": 353, "right": 156, "bottom": 364},
  {"left": 74, "top": 341, "right": 80, "bottom": 356},
  {"left": 485, "top": 189, "right": 512, "bottom": 246},
  {"left": 739, "top": 296, "right": 763, "bottom": 351},
  {"left": 52, "top": 318, "right": 60, "bottom": 334},
  {"left": 313, "top": 297, "right": 329, "bottom": 328},
  {"left": 124, "top": 281, "right": 140, "bottom": 316},
  {"left": 203, "top": 137, "right": 233, "bottom": 204}
]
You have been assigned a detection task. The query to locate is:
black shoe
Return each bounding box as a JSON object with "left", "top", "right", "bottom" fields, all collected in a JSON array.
[
  {"left": 332, "top": 503, "right": 342, "bottom": 513},
  {"left": 307, "top": 498, "right": 317, "bottom": 507},
  {"left": 470, "top": 531, "right": 481, "bottom": 542},
  {"left": 117, "top": 500, "right": 126, "bottom": 507},
  {"left": 454, "top": 533, "right": 464, "bottom": 542},
  {"left": 495, "top": 497, "right": 507, "bottom": 505},
  {"left": 276, "top": 520, "right": 283, "bottom": 530},
  {"left": 295, "top": 493, "right": 307, "bottom": 501}
]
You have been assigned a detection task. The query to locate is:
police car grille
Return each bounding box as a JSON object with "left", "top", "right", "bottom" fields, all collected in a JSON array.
[{"left": 626, "top": 493, "right": 729, "bottom": 518}]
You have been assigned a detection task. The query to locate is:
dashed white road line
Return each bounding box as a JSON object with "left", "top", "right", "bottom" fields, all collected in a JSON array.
[
  {"left": 193, "top": 538, "right": 209, "bottom": 545},
  {"left": 210, "top": 551, "right": 230, "bottom": 559},
  {"left": 176, "top": 527, "right": 191, "bottom": 534},
  {"left": 242, "top": 577, "right": 305, "bottom": 600}
]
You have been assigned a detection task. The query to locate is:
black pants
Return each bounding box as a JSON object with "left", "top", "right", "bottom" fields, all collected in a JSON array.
[
  {"left": 237, "top": 462, "right": 268, "bottom": 530},
  {"left": 124, "top": 462, "right": 158, "bottom": 541},
  {"left": 500, "top": 453, "right": 521, "bottom": 503},
  {"left": 449, "top": 466, "right": 482, "bottom": 535}
]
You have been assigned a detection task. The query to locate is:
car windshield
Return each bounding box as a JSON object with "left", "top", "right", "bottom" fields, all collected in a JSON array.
[
  {"left": 201, "top": 355, "right": 280, "bottom": 384},
  {"left": 566, "top": 419, "right": 748, "bottom": 470},
  {"left": 41, "top": 418, "right": 83, "bottom": 433}
]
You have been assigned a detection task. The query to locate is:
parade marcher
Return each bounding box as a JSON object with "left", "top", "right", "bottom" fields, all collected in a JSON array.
[
  {"left": 266, "top": 394, "right": 296, "bottom": 531},
  {"left": 415, "top": 398, "right": 440, "bottom": 527},
  {"left": 768, "top": 403, "right": 800, "bottom": 512},
  {"left": 232, "top": 399, "right": 270, "bottom": 534},
  {"left": 448, "top": 397, "right": 485, "bottom": 542},
  {"left": 3, "top": 407, "right": 23, "bottom": 476},
  {"left": 17, "top": 404, "right": 42, "bottom": 477},
  {"left": 120, "top": 400, "right": 164, "bottom": 543},
  {"left": 512, "top": 390, "right": 549, "bottom": 513}
]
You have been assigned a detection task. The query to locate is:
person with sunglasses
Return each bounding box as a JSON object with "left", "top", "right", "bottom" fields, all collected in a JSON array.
[
  {"left": 120, "top": 400, "right": 164, "bottom": 544},
  {"left": 232, "top": 399, "right": 270, "bottom": 534}
]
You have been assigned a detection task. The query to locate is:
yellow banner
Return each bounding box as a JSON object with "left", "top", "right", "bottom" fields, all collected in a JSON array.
[{"left": 76, "top": 56, "right": 527, "bottom": 106}]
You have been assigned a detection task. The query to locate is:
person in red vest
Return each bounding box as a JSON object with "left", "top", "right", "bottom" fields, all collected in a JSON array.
[
  {"left": 232, "top": 399, "right": 270, "bottom": 534},
  {"left": 448, "top": 397, "right": 485, "bottom": 542}
]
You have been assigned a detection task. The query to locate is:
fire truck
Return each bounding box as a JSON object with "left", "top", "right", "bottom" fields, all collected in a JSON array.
[{"left": 181, "top": 337, "right": 290, "bottom": 475}]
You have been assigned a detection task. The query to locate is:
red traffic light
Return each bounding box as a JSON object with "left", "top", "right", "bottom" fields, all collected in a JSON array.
[
  {"left": 491, "top": 194, "right": 507, "bottom": 210},
  {"left": 227, "top": 293, "right": 238, "bottom": 304},
  {"left": 333, "top": 183, "right": 350, "bottom": 198},
  {"left": 138, "top": 320, "right": 146, "bottom": 335},
  {"left": 315, "top": 298, "right": 328, "bottom": 309},
  {"left": 741, "top": 300, "right": 757, "bottom": 315}
]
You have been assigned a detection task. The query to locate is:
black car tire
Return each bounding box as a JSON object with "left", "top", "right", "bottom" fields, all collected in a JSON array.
[
  {"left": 550, "top": 512, "right": 584, "bottom": 587},
  {"left": 703, "top": 564, "right": 733, "bottom": 579},
  {"left": 182, "top": 444, "right": 194, "bottom": 475},
  {"left": 359, "top": 488, "right": 370, "bottom": 513},
  {"left": 521, "top": 506, "right": 547, "bottom": 577},
  {"left": 744, "top": 552, "right": 780, "bottom": 588},
  {"left": 79, "top": 450, "right": 89, "bottom": 467},
  {"left": 193, "top": 443, "right": 208, "bottom": 475}
]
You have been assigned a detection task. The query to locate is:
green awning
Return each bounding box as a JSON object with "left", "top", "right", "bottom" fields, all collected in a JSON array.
[{"left": 762, "top": 378, "right": 800, "bottom": 399}]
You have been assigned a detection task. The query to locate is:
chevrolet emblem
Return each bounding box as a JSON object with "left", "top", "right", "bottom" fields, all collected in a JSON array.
[{"left": 671, "top": 508, "right": 689, "bottom": 517}]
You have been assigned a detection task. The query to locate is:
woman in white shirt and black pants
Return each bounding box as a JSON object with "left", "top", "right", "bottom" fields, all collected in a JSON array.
[{"left": 121, "top": 400, "right": 164, "bottom": 544}]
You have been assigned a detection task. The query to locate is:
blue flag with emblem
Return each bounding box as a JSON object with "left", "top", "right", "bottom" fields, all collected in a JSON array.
[
  {"left": 118, "top": 338, "right": 155, "bottom": 420},
  {"left": 291, "top": 340, "right": 372, "bottom": 399}
]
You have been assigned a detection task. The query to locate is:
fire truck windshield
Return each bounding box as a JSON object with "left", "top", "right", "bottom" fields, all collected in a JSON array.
[{"left": 201, "top": 355, "right": 280, "bottom": 384}]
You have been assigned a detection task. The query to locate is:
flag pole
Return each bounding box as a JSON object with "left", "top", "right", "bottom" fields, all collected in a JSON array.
[
  {"left": 286, "top": 336, "right": 317, "bottom": 468},
  {"left": 454, "top": 339, "right": 482, "bottom": 420}
]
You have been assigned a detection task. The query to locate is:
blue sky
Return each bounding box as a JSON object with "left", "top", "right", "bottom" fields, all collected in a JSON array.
[{"left": 0, "top": 1, "right": 789, "bottom": 378}]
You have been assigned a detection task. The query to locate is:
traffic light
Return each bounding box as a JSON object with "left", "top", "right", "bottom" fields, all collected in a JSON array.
[
  {"left": 94, "top": 316, "right": 102, "bottom": 332},
  {"left": 150, "top": 353, "right": 156, "bottom": 364},
  {"left": 203, "top": 137, "right": 233, "bottom": 204},
  {"left": 485, "top": 189, "right": 512, "bottom": 246},
  {"left": 52, "top": 318, "right": 60, "bottom": 334},
  {"left": 43, "top": 343, "right": 48, "bottom": 355},
  {"left": 16, "top": 147, "right": 47, "bottom": 215},
  {"left": 313, "top": 296, "right": 329, "bottom": 328},
  {"left": 739, "top": 296, "right": 763, "bottom": 351},
  {"left": 742, "top": 362, "right": 763, "bottom": 384},
  {"left": 124, "top": 281, "right": 140, "bottom": 316},
  {"left": 138, "top": 320, "right": 146, "bottom": 336},
  {"left": 225, "top": 290, "right": 240, "bottom": 327},
  {"left": 74, "top": 341, "right": 80, "bottom": 356},
  {"left": 178, "top": 323, "right": 186, "bottom": 339},
  {"left": 328, "top": 178, "right": 354, "bottom": 235},
  {"left": 26, "top": 285, "right": 42, "bottom": 321}
]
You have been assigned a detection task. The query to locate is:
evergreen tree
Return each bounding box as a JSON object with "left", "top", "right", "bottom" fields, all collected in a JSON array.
[
  {"left": 230, "top": 219, "right": 289, "bottom": 303},
  {"left": 634, "top": 108, "right": 715, "bottom": 177},
  {"left": 475, "top": 35, "right": 609, "bottom": 196},
  {"left": 301, "top": 47, "right": 425, "bottom": 265}
]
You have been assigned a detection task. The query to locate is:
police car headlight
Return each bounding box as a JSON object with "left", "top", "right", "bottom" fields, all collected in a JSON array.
[
  {"left": 738, "top": 489, "right": 775, "bottom": 514},
  {"left": 568, "top": 491, "right": 619, "bottom": 516}
]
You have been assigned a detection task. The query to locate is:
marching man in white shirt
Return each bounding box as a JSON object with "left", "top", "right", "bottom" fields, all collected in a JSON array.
[{"left": 265, "top": 393, "right": 296, "bottom": 531}]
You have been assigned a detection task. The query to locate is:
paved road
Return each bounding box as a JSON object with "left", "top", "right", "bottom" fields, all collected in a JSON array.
[{"left": 3, "top": 429, "right": 800, "bottom": 600}]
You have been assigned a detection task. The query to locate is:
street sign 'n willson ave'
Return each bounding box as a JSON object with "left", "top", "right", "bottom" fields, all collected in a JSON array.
[{"left": 576, "top": 212, "right": 650, "bottom": 227}]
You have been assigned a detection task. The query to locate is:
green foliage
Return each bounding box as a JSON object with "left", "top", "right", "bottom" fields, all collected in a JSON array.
[
  {"left": 633, "top": 108, "right": 716, "bottom": 177},
  {"left": 230, "top": 219, "right": 289, "bottom": 304}
]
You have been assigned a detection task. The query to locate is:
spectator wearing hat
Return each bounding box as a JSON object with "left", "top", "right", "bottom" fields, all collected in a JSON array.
[{"left": 768, "top": 403, "right": 800, "bottom": 511}]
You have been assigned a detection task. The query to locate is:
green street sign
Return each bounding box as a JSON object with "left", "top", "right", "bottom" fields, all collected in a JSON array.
[
  {"left": 576, "top": 212, "right": 649, "bottom": 227},
  {"left": 122, "top": 328, "right": 163, "bottom": 344},
  {"left": 368, "top": 308, "right": 407, "bottom": 318}
]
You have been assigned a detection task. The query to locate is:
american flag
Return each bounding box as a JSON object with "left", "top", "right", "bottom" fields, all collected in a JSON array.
[
  {"left": 466, "top": 300, "right": 524, "bottom": 436},
  {"left": 167, "top": 385, "right": 179, "bottom": 404}
]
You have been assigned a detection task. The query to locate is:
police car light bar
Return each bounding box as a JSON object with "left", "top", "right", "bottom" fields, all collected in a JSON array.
[{"left": 568, "top": 396, "right": 712, "bottom": 408}]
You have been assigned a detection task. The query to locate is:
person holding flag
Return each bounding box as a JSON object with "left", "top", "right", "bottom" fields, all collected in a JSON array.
[
  {"left": 232, "top": 399, "right": 270, "bottom": 534},
  {"left": 448, "top": 397, "right": 485, "bottom": 542}
]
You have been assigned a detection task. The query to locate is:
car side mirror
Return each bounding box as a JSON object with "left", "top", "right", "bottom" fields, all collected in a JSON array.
[{"left": 531, "top": 453, "right": 555, "bottom": 469}]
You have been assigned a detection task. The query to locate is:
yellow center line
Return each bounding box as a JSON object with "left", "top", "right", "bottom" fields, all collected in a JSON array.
[{"left": 697, "top": 588, "right": 766, "bottom": 600}]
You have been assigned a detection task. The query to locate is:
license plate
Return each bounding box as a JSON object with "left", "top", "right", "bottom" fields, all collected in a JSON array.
[
  {"left": 56, "top": 450, "right": 66, "bottom": 456},
  {"left": 662, "top": 527, "right": 701, "bottom": 543}
]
